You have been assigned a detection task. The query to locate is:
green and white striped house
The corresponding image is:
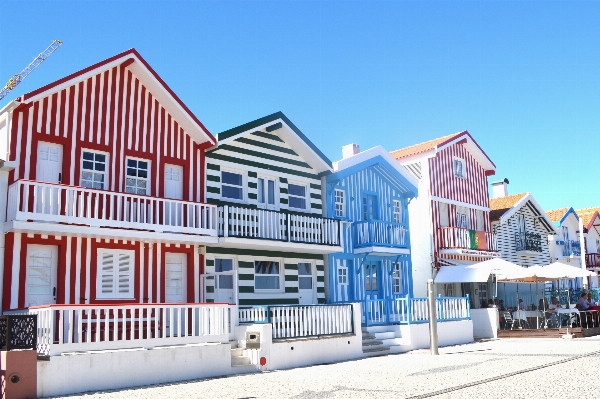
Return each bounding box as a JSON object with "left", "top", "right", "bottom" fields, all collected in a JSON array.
[{"left": 202, "top": 112, "right": 343, "bottom": 306}]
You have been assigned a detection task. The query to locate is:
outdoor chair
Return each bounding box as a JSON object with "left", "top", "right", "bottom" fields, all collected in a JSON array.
[{"left": 502, "top": 312, "right": 520, "bottom": 330}]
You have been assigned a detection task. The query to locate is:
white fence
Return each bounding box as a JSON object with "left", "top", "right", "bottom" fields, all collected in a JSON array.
[
  {"left": 6, "top": 303, "right": 232, "bottom": 356},
  {"left": 270, "top": 304, "right": 354, "bottom": 339},
  {"left": 219, "top": 205, "right": 340, "bottom": 246},
  {"left": 363, "top": 296, "right": 470, "bottom": 326},
  {"left": 7, "top": 180, "right": 218, "bottom": 236}
]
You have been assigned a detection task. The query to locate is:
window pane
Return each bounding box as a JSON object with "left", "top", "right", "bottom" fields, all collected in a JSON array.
[
  {"left": 127, "top": 159, "right": 136, "bottom": 167},
  {"left": 255, "top": 276, "right": 279, "bottom": 290},
  {"left": 215, "top": 258, "right": 233, "bottom": 272},
  {"left": 255, "top": 261, "right": 279, "bottom": 275},
  {"left": 222, "top": 171, "right": 242, "bottom": 186},
  {"left": 95, "top": 163, "right": 105, "bottom": 172},
  {"left": 82, "top": 161, "right": 93, "bottom": 170},
  {"left": 127, "top": 168, "right": 137, "bottom": 177},
  {"left": 222, "top": 185, "right": 243, "bottom": 200},
  {"left": 257, "top": 178, "right": 264, "bottom": 203},
  {"left": 83, "top": 152, "right": 94, "bottom": 160},
  {"left": 289, "top": 196, "right": 306, "bottom": 209},
  {"left": 299, "top": 277, "right": 312, "bottom": 289},
  {"left": 138, "top": 161, "right": 148, "bottom": 170},
  {"left": 267, "top": 180, "right": 275, "bottom": 205},
  {"left": 95, "top": 154, "right": 106, "bottom": 162},
  {"left": 288, "top": 184, "right": 305, "bottom": 197},
  {"left": 219, "top": 275, "right": 233, "bottom": 289},
  {"left": 298, "top": 263, "right": 311, "bottom": 276},
  {"left": 138, "top": 170, "right": 147, "bottom": 178}
]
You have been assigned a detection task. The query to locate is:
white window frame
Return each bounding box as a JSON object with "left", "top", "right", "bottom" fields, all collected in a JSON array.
[
  {"left": 256, "top": 174, "right": 279, "bottom": 210},
  {"left": 453, "top": 156, "right": 466, "bottom": 179},
  {"left": 393, "top": 199, "right": 402, "bottom": 224},
  {"left": 125, "top": 157, "right": 151, "bottom": 195},
  {"left": 220, "top": 168, "right": 246, "bottom": 203},
  {"left": 80, "top": 149, "right": 109, "bottom": 190},
  {"left": 334, "top": 189, "right": 346, "bottom": 218},
  {"left": 287, "top": 181, "right": 309, "bottom": 211},
  {"left": 338, "top": 265, "right": 348, "bottom": 286},
  {"left": 298, "top": 261, "right": 314, "bottom": 290},
  {"left": 254, "top": 258, "right": 284, "bottom": 292},
  {"left": 393, "top": 262, "right": 402, "bottom": 294},
  {"left": 96, "top": 249, "right": 135, "bottom": 300}
]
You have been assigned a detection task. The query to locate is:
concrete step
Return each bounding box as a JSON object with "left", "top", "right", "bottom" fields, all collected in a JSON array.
[
  {"left": 372, "top": 331, "right": 395, "bottom": 340},
  {"left": 381, "top": 337, "right": 410, "bottom": 347},
  {"left": 362, "top": 340, "right": 384, "bottom": 347},
  {"left": 362, "top": 333, "right": 377, "bottom": 340},
  {"left": 231, "top": 348, "right": 244, "bottom": 357},
  {"left": 231, "top": 363, "right": 258, "bottom": 374},
  {"left": 363, "top": 325, "right": 394, "bottom": 334},
  {"left": 230, "top": 340, "right": 239, "bottom": 349},
  {"left": 231, "top": 356, "right": 252, "bottom": 366}
]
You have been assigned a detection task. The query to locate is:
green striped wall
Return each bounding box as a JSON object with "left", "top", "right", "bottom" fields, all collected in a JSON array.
[
  {"left": 204, "top": 248, "right": 326, "bottom": 306},
  {"left": 205, "top": 130, "right": 323, "bottom": 214}
]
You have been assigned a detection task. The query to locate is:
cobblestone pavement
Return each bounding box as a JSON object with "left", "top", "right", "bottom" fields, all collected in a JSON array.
[{"left": 52, "top": 337, "right": 600, "bottom": 399}]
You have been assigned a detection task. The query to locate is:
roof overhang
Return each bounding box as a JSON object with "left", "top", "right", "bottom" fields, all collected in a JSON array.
[
  {"left": 585, "top": 211, "right": 600, "bottom": 232},
  {"left": 497, "top": 193, "right": 558, "bottom": 234},
  {"left": 436, "top": 131, "right": 496, "bottom": 173},
  {"left": 19, "top": 49, "right": 215, "bottom": 146},
  {"left": 331, "top": 146, "right": 418, "bottom": 197},
  {"left": 556, "top": 207, "right": 579, "bottom": 227},
  {"left": 216, "top": 112, "right": 332, "bottom": 175}
]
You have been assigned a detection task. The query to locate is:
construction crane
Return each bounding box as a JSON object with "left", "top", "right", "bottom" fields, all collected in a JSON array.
[{"left": 0, "top": 40, "right": 63, "bottom": 101}]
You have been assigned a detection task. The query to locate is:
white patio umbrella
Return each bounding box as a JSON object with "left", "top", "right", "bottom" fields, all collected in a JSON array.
[{"left": 466, "top": 258, "right": 525, "bottom": 300}]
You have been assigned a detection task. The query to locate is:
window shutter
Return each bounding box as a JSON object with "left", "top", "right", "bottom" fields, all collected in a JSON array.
[
  {"left": 118, "top": 253, "right": 132, "bottom": 295},
  {"left": 100, "top": 252, "right": 115, "bottom": 295}
]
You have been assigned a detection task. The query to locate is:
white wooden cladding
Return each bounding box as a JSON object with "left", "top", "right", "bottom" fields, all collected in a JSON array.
[
  {"left": 219, "top": 205, "right": 340, "bottom": 246},
  {"left": 7, "top": 180, "right": 218, "bottom": 235},
  {"left": 270, "top": 304, "right": 353, "bottom": 339},
  {"left": 439, "top": 227, "right": 498, "bottom": 251},
  {"left": 354, "top": 221, "right": 408, "bottom": 248},
  {"left": 7, "top": 303, "right": 231, "bottom": 356}
]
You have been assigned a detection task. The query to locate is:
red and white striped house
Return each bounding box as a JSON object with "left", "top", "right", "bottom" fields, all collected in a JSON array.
[
  {"left": 391, "top": 132, "right": 499, "bottom": 303},
  {"left": 0, "top": 49, "right": 218, "bottom": 311}
]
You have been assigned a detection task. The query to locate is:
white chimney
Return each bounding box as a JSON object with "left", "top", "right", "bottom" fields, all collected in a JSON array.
[
  {"left": 491, "top": 178, "right": 509, "bottom": 198},
  {"left": 342, "top": 143, "right": 360, "bottom": 159}
]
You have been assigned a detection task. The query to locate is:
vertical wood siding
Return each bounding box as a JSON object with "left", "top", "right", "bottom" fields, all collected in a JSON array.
[
  {"left": 2, "top": 232, "right": 200, "bottom": 310},
  {"left": 8, "top": 66, "right": 206, "bottom": 202}
]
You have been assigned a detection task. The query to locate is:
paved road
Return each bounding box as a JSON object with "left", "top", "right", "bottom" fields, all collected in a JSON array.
[{"left": 51, "top": 337, "right": 600, "bottom": 398}]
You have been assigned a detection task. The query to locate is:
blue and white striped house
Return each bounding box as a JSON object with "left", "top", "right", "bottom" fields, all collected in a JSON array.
[{"left": 325, "top": 145, "right": 419, "bottom": 325}]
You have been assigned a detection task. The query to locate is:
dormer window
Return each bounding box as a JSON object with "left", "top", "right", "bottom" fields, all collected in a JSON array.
[{"left": 453, "top": 157, "right": 466, "bottom": 179}]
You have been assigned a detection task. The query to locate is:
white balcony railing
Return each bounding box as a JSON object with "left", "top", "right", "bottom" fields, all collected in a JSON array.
[
  {"left": 7, "top": 180, "right": 218, "bottom": 236},
  {"left": 270, "top": 304, "right": 354, "bottom": 339},
  {"left": 218, "top": 205, "right": 340, "bottom": 246},
  {"left": 439, "top": 227, "right": 498, "bottom": 252},
  {"left": 5, "top": 303, "right": 232, "bottom": 356}
]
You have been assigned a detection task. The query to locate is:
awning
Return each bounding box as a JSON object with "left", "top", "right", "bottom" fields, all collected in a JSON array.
[{"left": 434, "top": 265, "right": 492, "bottom": 283}]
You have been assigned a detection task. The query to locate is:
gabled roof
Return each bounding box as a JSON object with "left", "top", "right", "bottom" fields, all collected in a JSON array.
[
  {"left": 329, "top": 146, "right": 418, "bottom": 197},
  {"left": 546, "top": 207, "right": 579, "bottom": 226},
  {"left": 489, "top": 192, "right": 557, "bottom": 234},
  {"left": 16, "top": 48, "right": 215, "bottom": 145},
  {"left": 390, "top": 130, "right": 496, "bottom": 173},
  {"left": 215, "top": 111, "right": 332, "bottom": 174},
  {"left": 575, "top": 207, "right": 600, "bottom": 230}
]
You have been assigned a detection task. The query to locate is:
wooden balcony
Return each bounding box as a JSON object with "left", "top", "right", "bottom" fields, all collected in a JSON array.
[
  {"left": 6, "top": 180, "right": 218, "bottom": 238},
  {"left": 438, "top": 227, "right": 499, "bottom": 257},
  {"left": 353, "top": 220, "right": 409, "bottom": 255},
  {"left": 586, "top": 253, "right": 600, "bottom": 269},
  {"left": 218, "top": 205, "right": 341, "bottom": 247}
]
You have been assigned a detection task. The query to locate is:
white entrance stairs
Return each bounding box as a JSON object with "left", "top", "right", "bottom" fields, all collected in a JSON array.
[
  {"left": 230, "top": 341, "right": 258, "bottom": 373},
  {"left": 362, "top": 325, "right": 412, "bottom": 356}
]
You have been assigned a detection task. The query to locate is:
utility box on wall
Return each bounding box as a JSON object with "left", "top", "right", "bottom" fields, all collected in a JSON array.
[{"left": 246, "top": 331, "right": 261, "bottom": 349}]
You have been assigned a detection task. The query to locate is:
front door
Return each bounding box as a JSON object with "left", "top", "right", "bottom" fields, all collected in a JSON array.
[
  {"left": 298, "top": 262, "right": 315, "bottom": 305},
  {"left": 36, "top": 142, "right": 63, "bottom": 215},
  {"left": 257, "top": 177, "right": 277, "bottom": 210},
  {"left": 364, "top": 263, "right": 380, "bottom": 300},
  {"left": 165, "top": 165, "right": 183, "bottom": 227},
  {"left": 213, "top": 258, "right": 235, "bottom": 304},
  {"left": 165, "top": 253, "right": 187, "bottom": 303},
  {"left": 25, "top": 245, "right": 58, "bottom": 307}
]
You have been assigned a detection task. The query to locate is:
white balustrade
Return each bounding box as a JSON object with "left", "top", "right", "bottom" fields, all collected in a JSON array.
[
  {"left": 219, "top": 205, "right": 340, "bottom": 246},
  {"left": 238, "top": 306, "right": 269, "bottom": 324},
  {"left": 436, "top": 297, "right": 470, "bottom": 320},
  {"left": 409, "top": 298, "right": 430, "bottom": 323},
  {"left": 6, "top": 303, "right": 231, "bottom": 356},
  {"left": 7, "top": 180, "right": 218, "bottom": 236},
  {"left": 354, "top": 221, "right": 408, "bottom": 248},
  {"left": 270, "top": 304, "right": 353, "bottom": 339},
  {"left": 439, "top": 227, "right": 498, "bottom": 252}
]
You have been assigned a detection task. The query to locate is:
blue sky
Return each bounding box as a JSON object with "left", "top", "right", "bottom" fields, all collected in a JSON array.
[{"left": 1, "top": 1, "right": 598, "bottom": 211}]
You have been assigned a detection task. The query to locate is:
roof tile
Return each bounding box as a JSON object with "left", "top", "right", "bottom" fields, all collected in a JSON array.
[
  {"left": 546, "top": 207, "right": 570, "bottom": 223},
  {"left": 390, "top": 132, "right": 463, "bottom": 160}
]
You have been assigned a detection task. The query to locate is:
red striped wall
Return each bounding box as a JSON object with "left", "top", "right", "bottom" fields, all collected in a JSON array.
[
  {"left": 428, "top": 142, "right": 490, "bottom": 208},
  {"left": 8, "top": 65, "right": 207, "bottom": 202},
  {"left": 2, "top": 232, "right": 199, "bottom": 310}
]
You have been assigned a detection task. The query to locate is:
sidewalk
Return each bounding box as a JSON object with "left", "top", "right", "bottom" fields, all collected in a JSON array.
[{"left": 49, "top": 337, "right": 600, "bottom": 398}]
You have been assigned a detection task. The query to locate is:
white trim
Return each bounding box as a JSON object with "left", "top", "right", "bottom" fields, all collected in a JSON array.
[
  {"left": 431, "top": 196, "right": 490, "bottom": 212},
  {"left": 80, "top": 149, "right": 110, "bottom": 190},
  {"left": 10, "top": 233, "right": 21, "bottom": 309},
  {"left": 256, "top": 173, "right": 279, "bottom": 210},
  {"left": 125, "top": 156, "right": 151, "bottom": 196},
  {"left": 452, "top": 156, "right": 466, "bottom": 179},
  {"left": 216, "top": 236, "right": 342, "bottom": 254},
  {"left": 353, "top": 246, "right": 410, "bottom": 256},
  {"left": 253, "top": 257, "right": 284, "bottom": 293},
  {"left": 220, "top": 167, "right": 246, "bottom": 203},
  {"left": 287, "top": 180, "right": 310, "bottom": 212}
]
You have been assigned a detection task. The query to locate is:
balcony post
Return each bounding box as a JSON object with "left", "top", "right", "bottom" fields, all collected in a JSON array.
[
  {"left": 223, "top": 205, "right": 229, "bottom": 238},
  {"left": 287, "top": 213, "right": 291, "bottom": 242}
]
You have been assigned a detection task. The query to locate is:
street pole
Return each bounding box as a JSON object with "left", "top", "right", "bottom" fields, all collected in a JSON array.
[{"left": 427, "top": 279, "right": 439, "bottom": 355}]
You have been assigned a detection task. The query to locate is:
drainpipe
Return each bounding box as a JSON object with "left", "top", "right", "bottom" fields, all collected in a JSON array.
[{"left": 579, "top": 217, "right": 587, "bottom": 289}]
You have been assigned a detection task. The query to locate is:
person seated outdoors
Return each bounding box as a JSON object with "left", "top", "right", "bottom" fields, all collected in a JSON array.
[
  {"left": 576, "top": 292, "right": 591, "bottom": 311},
  {"left": 518, "top": 299, "right": 527, "bottom": 311},
  {"left": 587, "top": 293, "right": 596, "bottom": 306},
  {"left": 548, "top": 297, "right": 561, "bottom": 311},
  {"left": 498, "top": 300, "right": 507, "bottom": 311}
]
